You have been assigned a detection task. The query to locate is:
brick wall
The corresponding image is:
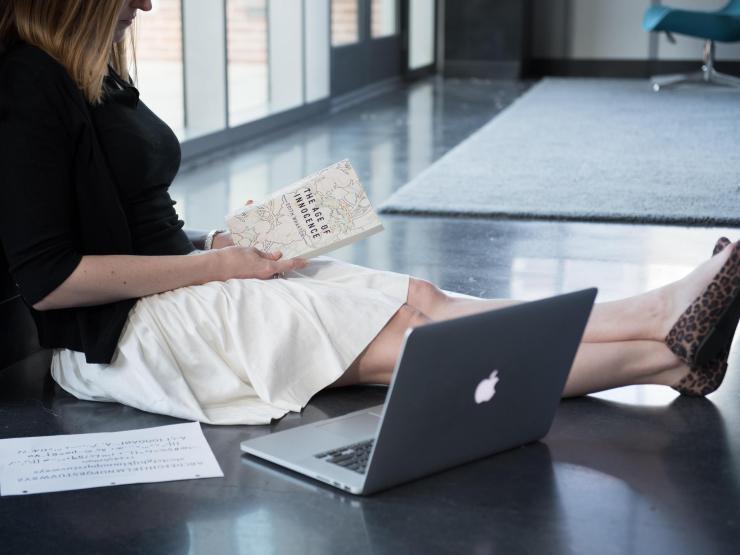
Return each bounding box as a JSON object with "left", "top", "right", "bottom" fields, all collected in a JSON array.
[
  {"left": 135, "top": 0, "right": 182, "bottom": 62},
  {"left": 135, "top": 1, "right": 389, "bottom": 64},
  {"left": 135, "top": 0, "right": 268, "bottom": 64},
  {"left": 227, "top": 0, "right": 267, "bottom": 64},
  {"left": 332, "top": 0, "right": 359, "bottom": 45}
]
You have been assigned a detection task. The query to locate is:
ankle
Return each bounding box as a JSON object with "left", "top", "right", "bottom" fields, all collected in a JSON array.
[
  {"left": 632, "top": 344, "right": 687, "bottom": 386},
  {"left": 651, "top": 285, "right": 676, "bottom": 341},
  {"left": 648, "top": 361, "right": 690, "bottom": 387}
]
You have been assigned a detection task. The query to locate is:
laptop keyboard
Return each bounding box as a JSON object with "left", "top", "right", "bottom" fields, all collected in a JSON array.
[{"left": 314, "top": 439, "right": 375, "bottom": 474}]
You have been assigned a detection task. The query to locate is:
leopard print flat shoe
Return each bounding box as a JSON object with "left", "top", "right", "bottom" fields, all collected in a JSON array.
[
  {"left": 672, "top": 346, "right": 730, "bottom": 397},
  {"left": 713, "top": 237, "right": 731, "bottom": 257},
  {"left": 665, "top": 240, "right": 740, "bottom": 366},
  {"left": 671, "top": 238, "right": 734, "bottom": 396}
]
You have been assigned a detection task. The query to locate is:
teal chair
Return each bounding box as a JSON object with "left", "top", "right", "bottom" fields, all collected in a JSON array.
[{"left": 643, "top": 0, "right": 740, "bottom": 91}]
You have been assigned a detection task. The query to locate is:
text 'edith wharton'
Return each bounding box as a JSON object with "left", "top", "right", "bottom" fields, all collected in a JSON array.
[{"left": 293, "top": 187, "right": 332, "bottom": 240}]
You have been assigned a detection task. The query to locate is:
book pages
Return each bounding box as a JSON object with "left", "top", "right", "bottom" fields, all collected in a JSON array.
[{"left": 226, "top": 160, "right": 383, "bottom": 259}]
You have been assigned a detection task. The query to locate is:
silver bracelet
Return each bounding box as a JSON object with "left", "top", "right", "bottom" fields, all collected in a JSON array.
[{"left": 204, "top": 229, "right": 226, "bottom": 250}]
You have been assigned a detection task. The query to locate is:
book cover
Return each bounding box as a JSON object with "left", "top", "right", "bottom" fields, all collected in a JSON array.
[{"left": 226, "top": 159, "right": 383, "bottom": 259}]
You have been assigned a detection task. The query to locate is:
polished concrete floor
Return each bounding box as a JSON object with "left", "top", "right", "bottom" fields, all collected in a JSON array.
[
  {"left": 2, "top": 77, "right": 740, "bottom": 554},
  {"left": 170, "top": 77, "right": 531, "bottom": 229}
]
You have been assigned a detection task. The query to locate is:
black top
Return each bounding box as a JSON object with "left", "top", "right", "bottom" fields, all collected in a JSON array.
[
  {"left": 91, "top": 70, "right": 193, "bottom": 256},
  {"left": 0, "top": 43, "right": 193, "bottom": 363}
]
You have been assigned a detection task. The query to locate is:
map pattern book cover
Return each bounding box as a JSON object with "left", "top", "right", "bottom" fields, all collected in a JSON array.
[{"left": 226, "top": 159, "right": 384, "bottom": 259}]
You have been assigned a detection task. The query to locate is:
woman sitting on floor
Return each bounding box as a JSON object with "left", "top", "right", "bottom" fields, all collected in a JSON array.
[{"left": 0, "top": 0, "right": 738, "bottom": 425}]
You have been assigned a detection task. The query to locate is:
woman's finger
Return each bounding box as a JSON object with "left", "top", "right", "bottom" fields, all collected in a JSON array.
[
  {"left": 291, "top": 257, "right": 308, "bottom": 270},
  {"left": 273, "top": 258, "right": 305, "bottom": 274},
  {"left": 260, "top": 257, "right": 307, "bottom": 279},
  {"left": 255, "top": 250, "right": 281, "bottom": 261},
  {"left": 257, "top": 250, "right": 281, "bottom": 261}
]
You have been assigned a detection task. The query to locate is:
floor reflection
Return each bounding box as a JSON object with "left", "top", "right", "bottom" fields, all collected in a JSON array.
[
  {"left": 33, "top": 380, "right": 740, "bottom": 554},
  {"left": 589, "top": 384, "right": 682, "bottom": 407},
  {"left": 171, "top": 78, "right": 530, "bottom": 230},
  {"left": 548, "top": 395, "right": 740, "bottom": 554},
  {"left": 509, "top": 257, "right": 695, "bottom": 302},
  {"left": 235, "top": 442, "right": 565, "bottom": 554}
]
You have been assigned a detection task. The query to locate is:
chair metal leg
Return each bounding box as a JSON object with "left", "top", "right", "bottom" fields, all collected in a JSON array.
[
  {"left": 702, "top": 39, "right": 716, "bottom": 74},
  {"left": 650, "top": 71, "right": 706, "bottom": 91},
  {"left": 650, "top": 39, "right": 740, "bottom": 91},
  {"left": 708, "top": 68, "right": 740, "bottom": 89}
]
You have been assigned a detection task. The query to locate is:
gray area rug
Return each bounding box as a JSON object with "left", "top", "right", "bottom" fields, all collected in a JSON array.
[{"left": 379, "top": 78, "right": 740, "bottom": 226}]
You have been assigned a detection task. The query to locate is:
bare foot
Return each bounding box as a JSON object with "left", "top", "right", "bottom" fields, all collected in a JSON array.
[
  {"left": 648, "top": 358, "right": 691, "bottom": 388},
  {"left": 656, "top": 241, "right": 735, "bottom": 340}
]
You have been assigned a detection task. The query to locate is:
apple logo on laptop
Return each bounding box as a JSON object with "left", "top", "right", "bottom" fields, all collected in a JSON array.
[{"left": 475, "top": 370, "right": 499, "bottom": 404}]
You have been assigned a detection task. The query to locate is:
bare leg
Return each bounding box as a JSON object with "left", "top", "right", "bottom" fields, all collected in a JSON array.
[
  {"left": 333, "top": 303, "right": 689, "bottom": 396},
  {"left": 562, "top": 340, "right": 687, "bottom": 397},
  {"left": 406, "top": 244, "right": 735, "bottom": 344},
  {"left": 331, "top": 304, "right": 431, "bottom": 388},
  {"left": 333, "top": 243, "right": 734, "bottom": 393}
]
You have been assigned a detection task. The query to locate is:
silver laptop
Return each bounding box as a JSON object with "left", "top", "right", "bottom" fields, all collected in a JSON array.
[{"left": 241, "top": 288, "right": 597, "bottom": 495}]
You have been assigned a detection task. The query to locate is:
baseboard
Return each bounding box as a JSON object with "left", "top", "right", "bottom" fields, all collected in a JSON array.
[
  {"left": 443, "top": 60, "right": 523, "bottom": 79},
  {"left": 181, "top": 99, "right": 330, "bottom": 170},
  {"left": 330, "top": 77, "right": 402, "bottom": 114},
  {"left": 405, "top": 64, "right": 436, "bottom": 82},
  {"left": 529, "top": 58, "right": 740, "bottom": 78}
]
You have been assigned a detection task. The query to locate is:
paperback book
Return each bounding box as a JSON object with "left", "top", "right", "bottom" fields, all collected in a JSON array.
[{"left": 226, "top": 159, "right": 383, "bottom": 259}]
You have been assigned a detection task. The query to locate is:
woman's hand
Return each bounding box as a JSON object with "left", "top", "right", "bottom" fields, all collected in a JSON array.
[
  {"left": 211, "top": 246, "right": 307, "bottom": 281},
  {"left": 211, "top": 199, "right": 253, "bottom": 250},
  {"left": 209, "top": 198, "right": 308, "bottom": 281},
  {"left": 211, "top": 231, "right": 235, "bottom": 249}
]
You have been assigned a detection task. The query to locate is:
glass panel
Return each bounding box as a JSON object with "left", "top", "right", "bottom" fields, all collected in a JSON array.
[
  {"left": 332, "top": 0, "right": 360, "bottom": 46},
  {"left": 409, "top": 0, "right": 435, "bottom": 69},
  {"left": 182, "top": 0, "right": 227, "bottom": 138},
  {"left": 269, "top": 0, "right": 304, "bottom": 113},
  {"left": 371, "top": 0, "right": 396, "bottom": 38},
  {"left": 227, "top": 0, "right": 269, "bottom": 126},
  {"left": 134, "top": 0, "right": 185, "bottom": 138},
  {"left": 305, "top": 0, "right": 330, "bottom": 102}
]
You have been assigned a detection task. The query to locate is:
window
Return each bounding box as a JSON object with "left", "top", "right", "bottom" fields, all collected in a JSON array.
[
  {"left": 332, "top": 0, "right": 360, "bottom": 46},
  {"left": 134, "top": 0, "right": 185, "bottom": 137},
  {"left": 182, "top": 0, "right": 227, "bottom": 138},
  {"left": 409, "top": 0, "right": 435, "bottom": 69},
  {"left": 371, "top": 0, "right": 396, "bottom": 38},
  {"left": 227, "top": 0, "right": 269, "bottom": 126},
  {"left": 132, "top": 0, "right": 331, "bottom": 155}
]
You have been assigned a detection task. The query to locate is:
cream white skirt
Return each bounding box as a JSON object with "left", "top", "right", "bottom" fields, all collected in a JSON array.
[{"left": 51, "top": 257, "right": 409, "bottom": 425}]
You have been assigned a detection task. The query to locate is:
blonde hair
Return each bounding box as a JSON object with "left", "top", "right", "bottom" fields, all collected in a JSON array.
[{"left": 0, "top": 0, "right": 134, "bottom": 104}]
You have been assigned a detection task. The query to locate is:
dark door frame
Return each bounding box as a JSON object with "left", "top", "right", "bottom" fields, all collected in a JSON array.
[{"left": 330, "top": 0, "right": 404, "bottom": 97}]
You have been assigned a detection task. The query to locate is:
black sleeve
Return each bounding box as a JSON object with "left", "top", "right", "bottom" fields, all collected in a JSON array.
[{"left": 0, "top": 58, "right": 83, "bottom": 306}]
